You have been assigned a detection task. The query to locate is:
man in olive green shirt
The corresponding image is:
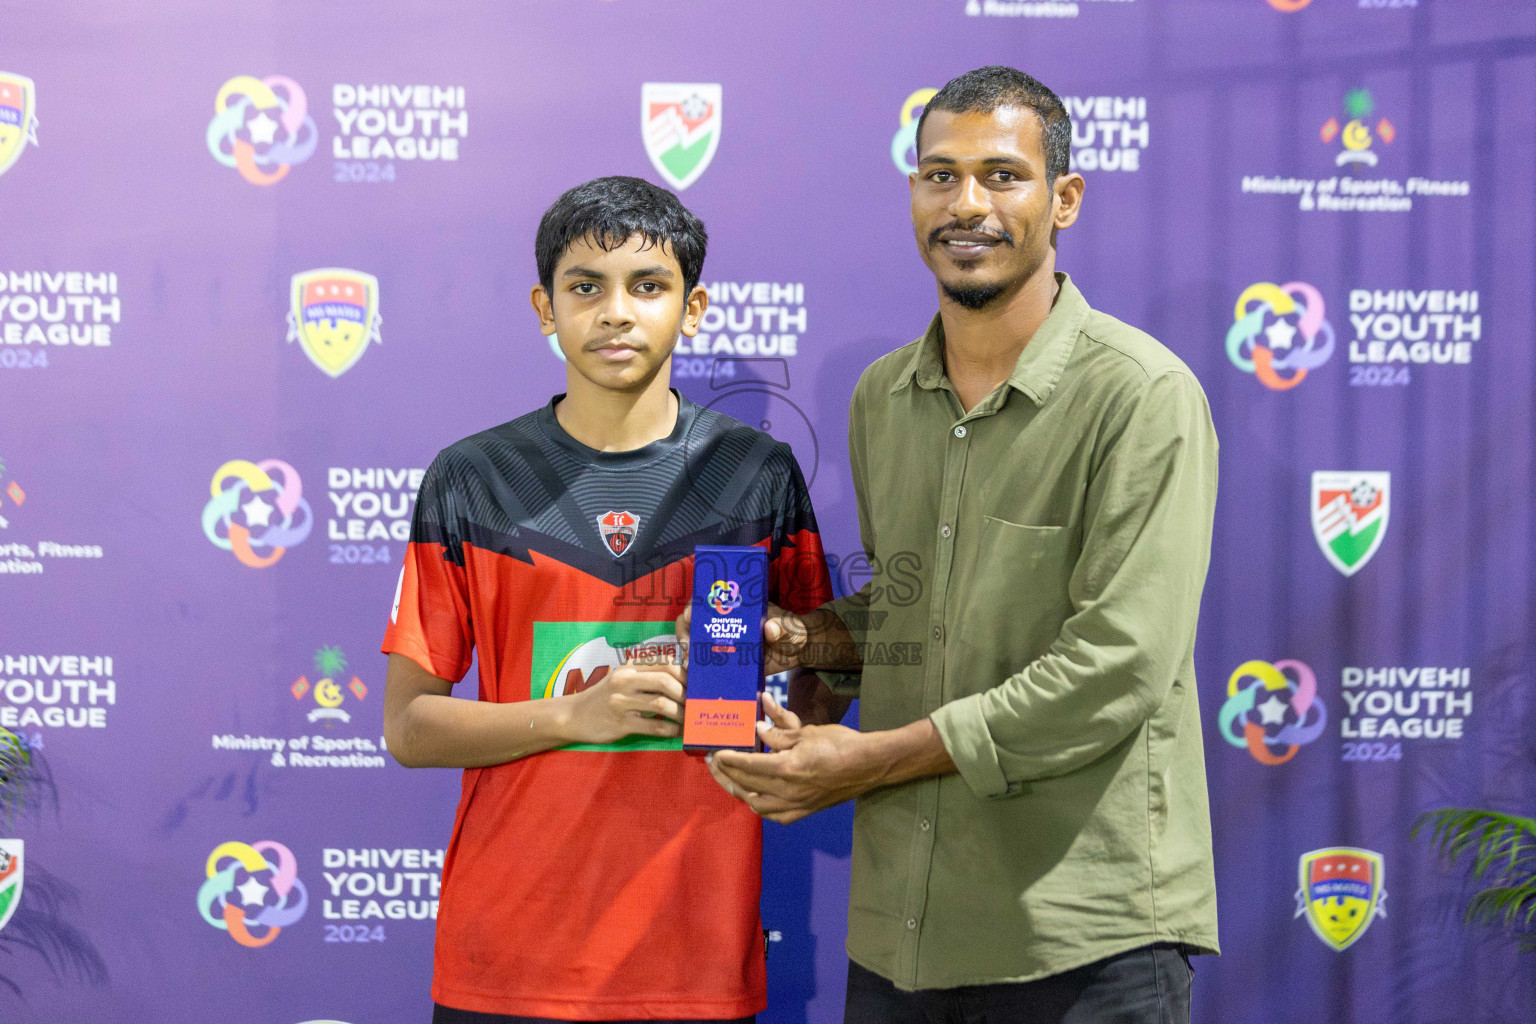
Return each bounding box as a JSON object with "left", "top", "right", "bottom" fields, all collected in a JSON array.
[{"left": 701, "top": 67, "right": 1219, "bottom": 1023}]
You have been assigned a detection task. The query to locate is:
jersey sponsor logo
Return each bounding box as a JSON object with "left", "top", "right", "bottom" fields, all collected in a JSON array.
[
  {"left": 287, "top": 269, "right": 382, "bottom": 378},
  {"left": 1311, "top": 472, "right": 1389, "bottom": 576},
  {"left": 0, "top": 74, "right": 39, "bottom": 178},
  {"left": 198, "top": 840, "right": 309, "bottom": 947},
  {"left": 532, "top": 621, "right": 682, "bottom": 752},
  {"left": 597, "top": 510, "right": 640, "bottom": 557},
  {"left": 0, "top": 840, "right": 22, "bottom": 934},
  {"left": 641, "top": 83, "right": 720, "bottom": 190},
  {"left": 1295, "top": 847, "right": 1386, "bottom": 951}
]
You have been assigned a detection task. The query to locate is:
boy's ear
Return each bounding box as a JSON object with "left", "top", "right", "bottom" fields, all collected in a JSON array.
[
  {"left": 530, "top": 285, "right": 557, "bottom": 337},
  {"left": 679, "top": 284, "right": 709, "bottom": 338}
]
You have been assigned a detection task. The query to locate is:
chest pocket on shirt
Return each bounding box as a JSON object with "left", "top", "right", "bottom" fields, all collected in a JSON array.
[{"left": 955, "top": 516, "right": 1075, "bottom": 676}]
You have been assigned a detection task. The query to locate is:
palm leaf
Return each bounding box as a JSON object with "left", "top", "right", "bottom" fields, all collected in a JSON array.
[
  {"left": 0, "top": 728, "right": 30, "bottom": 823},
  {"left": 1414, "top": 807, "right": 1536, "bottom": 949}
]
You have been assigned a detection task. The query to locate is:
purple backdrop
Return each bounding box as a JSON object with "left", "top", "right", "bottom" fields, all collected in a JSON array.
[{"left": 2, "top": 1, "right": 1535, "bottom": 1022}]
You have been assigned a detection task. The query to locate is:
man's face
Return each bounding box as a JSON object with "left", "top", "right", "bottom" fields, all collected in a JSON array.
[
  {"left": 910, "top": 106, "right": 1083, "bottom": 309},
  {"left": 531, "top": 234, "right": 707, "bottom": 393}
]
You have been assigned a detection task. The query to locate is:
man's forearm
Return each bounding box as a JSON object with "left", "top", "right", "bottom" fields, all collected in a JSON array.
[{"left": 861, "top": 716, "right": 957, "bottom": 789}]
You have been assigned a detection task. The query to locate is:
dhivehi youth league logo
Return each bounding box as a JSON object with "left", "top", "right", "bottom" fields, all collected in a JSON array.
[
  {"left": 202, "top": 459, "right": 314, "bottom": 568},
  {"left": 1218, "top": 659, "right": 1326, "bottom": 765},
  {"left": 708, "top": 579, "right": 741, "bottom": 615},
  {"left": 890, "top": 89, "right": 937, "bottom": 174},
  {"left": 1295, "top": 847, "right": 1386, "bottom": 951},
  {"left": 1311, "top": 472, "right": 1390, "bottom": 577},
  {"left": 286, "top": 269, "right": 382, "bottom": 378},
  {"left": 0, "top": 74, "right": 39, "bottom": 178},
  {"left": 206, "top": 75, "right": 318, "bottom": 185},
  {"left": 198, "top": 840, "right": 308, "bottom": 947},
  {"left": 1227, "top": 282, "right": 1335, "bottom": 390},
  {"left": 641, "top": 83, "right": 721, "bottom": 190},
  {"left": 0, "top": 840, "right": 22, "bottom": 934}
]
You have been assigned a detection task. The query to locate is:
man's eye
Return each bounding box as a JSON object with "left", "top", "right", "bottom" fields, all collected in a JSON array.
[
  {"left": 930, "top": 171, "right": 953, "bottom": 182},
  {"left": 994, "top": 171, "right": 1016, "bottom": 182},
  {"left": 574, "top": 283, "right": 597, "bottom": 294}
]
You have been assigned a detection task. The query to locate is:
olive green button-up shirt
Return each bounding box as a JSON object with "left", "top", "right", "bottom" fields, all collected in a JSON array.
[{"left": 825, "top": 273, "right": 1220, "bottom": 990}]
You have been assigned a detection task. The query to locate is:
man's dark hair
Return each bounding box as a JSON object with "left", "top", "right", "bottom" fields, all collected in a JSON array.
[
  {"left": 915, "top": 66, "right": 1073, "bottom": 184},
  {"left": 535, "top": 175, "right": 708, "bottom": 295}
]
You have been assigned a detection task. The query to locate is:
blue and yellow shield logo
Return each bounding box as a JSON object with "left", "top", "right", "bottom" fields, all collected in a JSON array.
[
  {"left": 1295, "top": 847, "right": 1386, "bottom": 951},
  {"left": 286, "top": 268, "right": 382, "bottom": 378},
  {"left": 0, "top": 73, "right": 39, "bottom": 178}
]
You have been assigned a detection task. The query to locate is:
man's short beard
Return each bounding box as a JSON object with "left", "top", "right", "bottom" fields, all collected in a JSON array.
[{"left": 942, "top": 282, "right": 1006, "bottom": 310}]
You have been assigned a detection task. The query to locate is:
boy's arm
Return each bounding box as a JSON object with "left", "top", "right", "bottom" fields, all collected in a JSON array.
[{"left": 383, "top": 653, "right": 687, "bottom": 768}]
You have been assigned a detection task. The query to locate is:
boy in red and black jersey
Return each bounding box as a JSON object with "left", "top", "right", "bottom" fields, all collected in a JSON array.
[{"left": 382, "top": 176, "right": 834, "bottom": 1023}]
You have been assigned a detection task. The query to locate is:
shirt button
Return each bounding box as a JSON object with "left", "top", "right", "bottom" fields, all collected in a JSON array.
[
  {"left": 932, "top": 626, "right": 943, "bottom": 641},
  {"left": 920, "top": 818, "right": 932, "bottom": 831},
  {"left": 953, "top": 425, "right": 967, "bottom": 438},
  {"left": 940, "top": 524, "right": 952, "bottom": 539},
  {"left": 906, "top": 918, "right": 918, "bottom": 930}
]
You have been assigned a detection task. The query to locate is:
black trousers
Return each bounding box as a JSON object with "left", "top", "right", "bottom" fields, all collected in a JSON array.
[
  {"left": 843, "top": 944, "right": 1193, "bottom": 1024},
  {"left": 432, "top": 1006, "right": 754, "bottom": 1024}
]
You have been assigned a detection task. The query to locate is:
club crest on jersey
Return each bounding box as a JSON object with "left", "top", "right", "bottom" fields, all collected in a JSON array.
[
  {"left": 597, "top": 510, "right": 640, "bottom": 557},
  {"left": 286, "top": 268, "right": 382, "bottom": 378}
]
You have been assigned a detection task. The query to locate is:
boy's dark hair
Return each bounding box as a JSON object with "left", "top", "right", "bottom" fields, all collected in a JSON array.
[
  {"left": 535, "top": 176, "right": 708, "bottom": 295},
  {"left": 916, "top": 66, "right": 1073, "bottom": 185}
]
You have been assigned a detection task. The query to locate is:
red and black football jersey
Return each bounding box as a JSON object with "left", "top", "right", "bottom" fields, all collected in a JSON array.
[{"left": 382, "top": 392, "right": 832, "bottom": 1021}]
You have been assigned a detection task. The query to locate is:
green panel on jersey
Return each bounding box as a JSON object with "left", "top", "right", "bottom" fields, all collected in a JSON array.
[{"left": 531, "top": 620, "right": 683, "bottom": 752}]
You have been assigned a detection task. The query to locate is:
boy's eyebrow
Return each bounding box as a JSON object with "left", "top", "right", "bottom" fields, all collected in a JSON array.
[
  {"left": 628, "top": 265, "right": 675, "bottom": 279},
  {"left": 561, "top": 265, "right": 606, "bottom": 280}
]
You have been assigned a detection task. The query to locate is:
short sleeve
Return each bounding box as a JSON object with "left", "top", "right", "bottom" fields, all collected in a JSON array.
[
  {"left": 381, "top": 452, "right": 475, "bottom": 682},
  {"left": 766, "top": 445, "right": 834, "bottom": 616}
]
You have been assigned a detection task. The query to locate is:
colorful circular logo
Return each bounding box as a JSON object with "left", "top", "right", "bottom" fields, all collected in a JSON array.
[
  {"left": 197, "top": 840, "right": 308, "bottom": 947},
  {"left": 1267, "top": 0, "right": 1313, "bottom": 10},
  {"left": 206, "top": 75, "right": 318, "bottom": 185},
  {"left": 890, "top": 88, "right": 937, "bottom": 174},
  {"left": 1226, "top": 281, "right": 1335, "bottom": 390},
  {"left": 202, "top": 459, "right": 313, "bottom": 568},
  {"left": 1219, "top": 659, "right": 1328, "bottom": 765},
  {"left": 708, "top": 579, "right": 741, "bottom": 615}
]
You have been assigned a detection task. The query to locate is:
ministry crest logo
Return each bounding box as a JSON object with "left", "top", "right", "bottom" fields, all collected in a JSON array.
[
  {"left": 1295, "top": 847, "right": 1386, "bottom": 951},
  {"left": 286, "top": 269, "right": 382, "bottom": 378},
  {"left": 0, "top": 74, "right": 39, "bottom": 178},
  {"left": 641, "top": 84, "right": 721, "bottom": 190},
  {"left": 1312, "top": 472, "right": 1390, "bottom": 577},
  {"left": 1322, "top": 88, "right": 1395, "bottom": 168}
]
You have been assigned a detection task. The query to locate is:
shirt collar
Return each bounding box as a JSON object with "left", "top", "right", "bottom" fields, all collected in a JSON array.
[{"left": 892, "top": 272, "right": 1090, "bottom": 408}]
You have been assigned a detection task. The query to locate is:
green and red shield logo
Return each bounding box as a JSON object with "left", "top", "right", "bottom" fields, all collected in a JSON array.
[
  {"left": 641, "top": 83, "right": 721, "bottom": 190},
  {"left": 1311, "top": 471, "right": 1390, "bottom": 577},
  {"left": 0, "top": 840, "right": 22, "bottom": 934}
]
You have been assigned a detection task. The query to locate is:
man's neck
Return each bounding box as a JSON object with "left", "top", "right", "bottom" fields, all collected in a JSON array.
[
  {"left": 554, "top": 369, "right": 678, "bottom": 452},
  {"left": 938, "top": 261, "right": 1060, "bottom": 413}
]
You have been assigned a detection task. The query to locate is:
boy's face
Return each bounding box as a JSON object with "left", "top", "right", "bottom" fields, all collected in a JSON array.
[{"left": 531, "top": 234, "right": 707, "bottom": 394}]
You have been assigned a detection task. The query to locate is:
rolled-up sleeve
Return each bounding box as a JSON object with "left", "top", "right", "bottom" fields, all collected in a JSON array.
[{"left": 930, "top": 369, "right": 1218, "bottom": 797}]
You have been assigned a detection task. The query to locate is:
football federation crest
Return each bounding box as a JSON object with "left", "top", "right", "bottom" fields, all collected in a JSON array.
[
  {"left": 0, "top": 840, "right": 22, "bottom": 934},
  {"left": 1312, "top": 472, "right": 1390, "bottom": 577},
  {"left": 641, "top": 83, "right": 721, "bottom": 190},
  {"left": 1295, "top": 847, "right": 1386, "bottom": 951},
  {"left": 0, "top": 73, "right": 39, "bottom": 179},
  {"left": 286, "top": 269, "right": 382, "bottom": 378},
  {"left": 597, "top": 510, "right": 640, "bottom": 557}
]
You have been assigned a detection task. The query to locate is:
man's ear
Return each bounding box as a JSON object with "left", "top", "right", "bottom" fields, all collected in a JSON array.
[
  {"left": 530, "top": 285, "right": 557, "bottom": 337},
  {"left": 1052, "top": 171, "right": 1086, "bottom": 231},
  {"left": 679, "top": 284, "right": 710, "bottom": 338}
]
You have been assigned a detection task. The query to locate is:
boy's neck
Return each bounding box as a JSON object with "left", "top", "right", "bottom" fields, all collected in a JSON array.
[{"left": 554, "top": 364, "right": 679, "bottom": 453}]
